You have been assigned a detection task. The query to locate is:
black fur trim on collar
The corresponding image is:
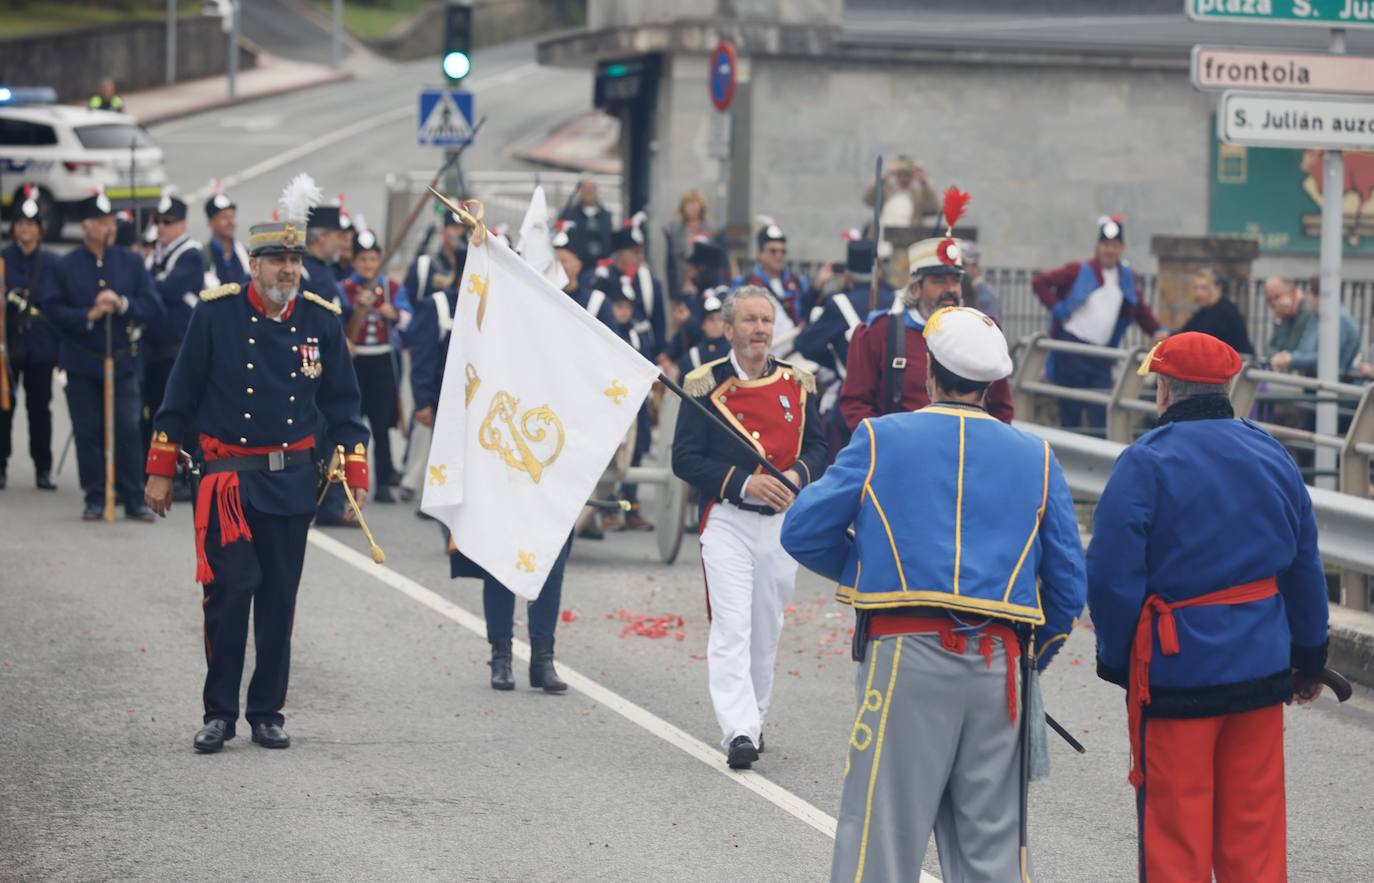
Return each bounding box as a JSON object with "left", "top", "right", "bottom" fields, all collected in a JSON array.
[{"left": 1159, "top": 394, "right": 1234, "bottom": 425}]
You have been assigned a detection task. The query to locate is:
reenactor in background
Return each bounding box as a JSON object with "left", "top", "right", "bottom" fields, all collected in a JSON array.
[
  {"left": 331, "top": 201, "right": 354, "bottom": 282},
  {"left": 609, "top": 213, "right": 666, "bottom": 362},
  {"left": 672, "top": 286, "right": 829, "bottom": 770},
  {"left": 142, "top": 193, "right": 207, "bottom": 499},
  {"left": 403, "top": 246, "right": 460, "bottom": 507},
  {"left": 674, "top": 290, "right": 729, "bottom": 377},
  {"left": 205, "top": 184, "right": 250, "bottom": 289},
  {"left": 341, "top": 226, "right": 412, "bottom": 504},
  {"left": 557, "top": 177, "right": 614, "bottom": 267},
  {"left": 1, "top": 188, "right": 61, "bottom": 490},
  {"left": 841, "top": 191, "right": 1014, "bottom": 429},
  {"left": 596, "top": 266, "right": 655, "bottom": 531},
  {"left": 45, "top": 192, "right": 163, "bottom": 520},
  {"left": 142, "top": 211, "right": 369, "bottom": 754},
  {"left": 797, "top": 238, "right": 897, "bottom": 454},
  {"left": 732, "top": 219, "right": 810, "bottom": 350},
  {"left": 303, "top": 201, "right": 345, "bottom": 309},
  {"left": 114, "top": 210, "right": 140, "bottom": 252},
  {"left": 404, "top": 211, "right": 467, "bottom": 305},
  {"left": 862, "top": 154, "right": 939, "bottom": 228},
  {"left": 678, "top": 238, "right": 729, "bottom": 306}
]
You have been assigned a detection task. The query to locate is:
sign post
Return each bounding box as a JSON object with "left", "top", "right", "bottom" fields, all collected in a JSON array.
[
  {"left": 1317, "top": 29, "right": 1345, "bottom": 491},
  {"left": 708, "top": 41, "right": 737, "bottom": 235}
]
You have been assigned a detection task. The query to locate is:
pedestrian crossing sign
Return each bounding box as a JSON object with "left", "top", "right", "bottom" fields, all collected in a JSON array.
[{"left": 417, "top": 89, "right": 474, "bottom": 148}]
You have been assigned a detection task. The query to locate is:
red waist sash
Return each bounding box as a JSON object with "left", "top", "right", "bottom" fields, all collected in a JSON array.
[
  {"left": 869, "top": 614, "right": 1023, "bottom": 726},
  {"left": 194, "top": 433, "right": 315, "bottom": 584},
  {"left": 1126, "top": 577, "right": 1279, "bottom": 787}
]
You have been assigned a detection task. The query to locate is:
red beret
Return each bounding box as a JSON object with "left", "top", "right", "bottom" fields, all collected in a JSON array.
[{"left": 1137, "top": 332, "right": 1242, "bottom": 384}]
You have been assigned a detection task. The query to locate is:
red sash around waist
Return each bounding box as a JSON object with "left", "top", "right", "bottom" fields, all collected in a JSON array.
[
  {"left": 1126, "top": 577, "right": 1279, "bottom": 788},
  {"left": 869, "top": 614, "right": 1023, "bottom": 726},
  {"left": 194, "top": 433, "right": 315, "bottom": 585}
]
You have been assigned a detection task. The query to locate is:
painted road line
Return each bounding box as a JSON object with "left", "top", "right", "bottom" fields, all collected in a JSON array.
[
  {"left": 181, "top": 63, "right": 539, "bottom": 203},
  {"left": 307, "top": 531, "right": 943, "bottom": 882}
]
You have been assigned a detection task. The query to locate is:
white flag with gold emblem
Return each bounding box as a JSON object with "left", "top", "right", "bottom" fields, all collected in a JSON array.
[{"left": 420, "top": 233, "right": 659, "bottom": 599}]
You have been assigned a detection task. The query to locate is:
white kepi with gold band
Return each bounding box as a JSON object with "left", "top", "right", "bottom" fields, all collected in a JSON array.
[{"left": 420, "top": 191, "right": 660, "bottom": 599}]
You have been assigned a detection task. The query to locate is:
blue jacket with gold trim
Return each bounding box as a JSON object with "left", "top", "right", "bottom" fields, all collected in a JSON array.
[{"left": 781, "top": 403, "right": 1086, "bottom": 668}]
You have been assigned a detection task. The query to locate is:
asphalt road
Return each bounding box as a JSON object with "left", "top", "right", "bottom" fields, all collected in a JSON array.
[{"left": 5, "top": 42, "right": 1374, "bottom": 883}]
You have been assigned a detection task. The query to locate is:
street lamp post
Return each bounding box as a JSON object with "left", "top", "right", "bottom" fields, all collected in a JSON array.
[
  {"left": 227, "top": 1, "right": 240, "bottom": 98},
  {"left": 332, "top": 0, "right": 344, "bottom": 68}
]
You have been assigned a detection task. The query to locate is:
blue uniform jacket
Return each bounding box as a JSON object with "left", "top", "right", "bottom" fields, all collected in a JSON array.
[
  {"left": 795, "top": 282, "right": 895, "bottom": 374},
  {"left": 403, "top": 249, "right": 465, "bottom": 305},
  {"left": 46, "top": 244, "right": 163, "bottom": 380},
  {"left": 407, "top": 289, "right": 455, "bottom": 413},
  {"left": 152, "top": 286, "right": 368, "bottom": 516},
  {"left": 732, "top": 264, "right": 813, "bottom": 324},
  {"left": 208, "top": 237, "right": 250, "bottom": 289},
  {"left": 1087, "top": 397, "right": 1329, "bottom": 716},
  {"left": 3, "top": 242, "right": 61, "bottom": 365},
  {"left": 781, "top": 405, "right": 1087, "bottom": 668},
  {"left": 144, "top": 237, "right": 207, "bottom": 354},
  {"left": 301, "top": 253, "right": 342, "bottom": 310}
]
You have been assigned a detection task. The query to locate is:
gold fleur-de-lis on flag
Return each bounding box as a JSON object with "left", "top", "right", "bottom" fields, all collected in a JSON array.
[
  {"left": 516, "top": 550, "right": 536, "bottom": 573},
  {"left": 428, "top": 464, "right": 447, "bottom": 487},
  {"left": 604, "top": 380, "right": 629, "bottom": 405}
]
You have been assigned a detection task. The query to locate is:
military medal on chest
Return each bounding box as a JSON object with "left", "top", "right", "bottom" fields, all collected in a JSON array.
[
  {"left": 301, "top": 336, "right": 323, "bottom": 379},
  {"left": 779, "top": 393, "right": 794, "bottom": 422}
]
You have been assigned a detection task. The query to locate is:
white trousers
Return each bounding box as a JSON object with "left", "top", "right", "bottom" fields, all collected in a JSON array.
[
  {"left": 399, "top": 420, "right": 433, "bottom": 493},
  {"left": 700, "top": 503, "right": 799, "bottom": 750}
]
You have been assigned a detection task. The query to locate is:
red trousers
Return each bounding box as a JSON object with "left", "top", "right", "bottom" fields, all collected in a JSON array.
[{"left": 1137, "top": 704, "right": 1286, "bottom": 882}]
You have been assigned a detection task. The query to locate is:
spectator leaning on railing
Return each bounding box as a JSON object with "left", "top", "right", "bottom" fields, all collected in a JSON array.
[
  {"left": 1178, "top": 267, "right": 1252, "bottom": 356},
  {"left": 1032, "top": 215, "right": 1166, "bottom": 430},
  {"left": 1268, "top": 275, "right": 1360, "bottom": 376}
]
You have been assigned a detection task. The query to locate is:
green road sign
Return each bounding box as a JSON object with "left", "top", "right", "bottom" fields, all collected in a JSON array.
[{"left": 1187, "top": 0, "right": 1374, "bottom": 30}]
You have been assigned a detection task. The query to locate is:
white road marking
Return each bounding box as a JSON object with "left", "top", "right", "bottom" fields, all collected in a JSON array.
[
  {"left": 307, "top": 530, "right": 940, "bottom": 880},
  {"left": 180, "top": 63, "right": 539, "bottom": 203}
]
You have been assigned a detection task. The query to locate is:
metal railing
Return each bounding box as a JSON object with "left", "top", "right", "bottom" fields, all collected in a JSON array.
[{"left": 1009, "top": 334, "right": 1374, "bottom": 611}]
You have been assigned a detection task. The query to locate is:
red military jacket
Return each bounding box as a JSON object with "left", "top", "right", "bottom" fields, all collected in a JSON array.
[
  {"left": 839, "top": 311, "right": 1014, "bottom": 430},
  {"left": 671, "top": 355, "right": 829, "bottom": 510},
  {"left": 341, "top": 276, "right": 404, "bottom": 349}
]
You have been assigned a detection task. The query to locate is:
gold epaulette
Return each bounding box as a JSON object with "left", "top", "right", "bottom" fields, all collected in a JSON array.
[
  {"left": 776, "top": 360, "right": 817, "bottom": 394},
  {"left": 683, "top": 356, "right": 729, "bottom": 397},
  {"left": 199, "top": 282, "right": 240, "bottom": 302},
  {"left": 302, "top": 291, "right": 342, "bottom": 315}
]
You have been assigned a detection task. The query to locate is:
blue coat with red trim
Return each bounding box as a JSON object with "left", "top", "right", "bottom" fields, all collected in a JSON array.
[
  {"left": 1087, "top": 395, "right": 1329, "bottom": 717},
  {"left": 781, "top": 403, "right": 1086, "bottom": 668}
]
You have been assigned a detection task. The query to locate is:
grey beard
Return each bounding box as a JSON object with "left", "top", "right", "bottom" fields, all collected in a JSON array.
[{"left": 262, "top": 283, "right": 297, "bottom": 306}]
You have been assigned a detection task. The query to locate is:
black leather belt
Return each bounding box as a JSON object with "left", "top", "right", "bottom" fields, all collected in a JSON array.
[
  {"left": 202, "top": 448, "right": 315, "bottom": 475},
  {"left": 734, "top": 501, "right": 778, "bottom": 517}
]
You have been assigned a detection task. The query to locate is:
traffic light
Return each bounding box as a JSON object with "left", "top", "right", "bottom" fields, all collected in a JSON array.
[{"left": 442, "top": 2, "right": 472, "bottom": 82}]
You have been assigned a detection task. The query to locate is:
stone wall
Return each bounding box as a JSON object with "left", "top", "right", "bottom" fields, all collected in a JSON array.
[{"left": 0, "top": 16, "right": 253, "bottom": 103}]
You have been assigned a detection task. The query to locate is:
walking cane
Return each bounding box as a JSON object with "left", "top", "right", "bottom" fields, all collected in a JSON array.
[{"left": 103, "top": 314, "right": 116, "bottom": 522}]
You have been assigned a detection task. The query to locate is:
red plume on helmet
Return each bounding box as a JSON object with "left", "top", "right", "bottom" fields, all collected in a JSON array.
[{"left": 937, "top": 187, "right": 971, "bottom": 266}]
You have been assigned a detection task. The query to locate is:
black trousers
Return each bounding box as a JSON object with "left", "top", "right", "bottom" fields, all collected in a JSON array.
[
  {"left": 353, "top": 352, "right": 398, "bottom": 486},
  {"left": 201, "top": 504, "right": 312, "bottom": 727},
  {"left": 140, "top": 356, "right": 175, "bottom": 460},
  {"left": 0, "top": 357, "right": 54, "bottom": 473},
  {"left": 64, "top": 371, "right": 143, "bottom": 508}
]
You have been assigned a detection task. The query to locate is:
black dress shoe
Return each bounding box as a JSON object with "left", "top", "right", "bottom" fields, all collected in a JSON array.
[
  {"left": 250, "top": 723, "right": 290, "bottom": 749},
  {"left": 194, "top": 719, "right": 235, "bottom": 753},
  {"left": 82, "top": 503, "right": 102, "bottom": 521},
  {"left": 35, "top": 472, "right": 57, "bottom": 491},
  {"left": 373, "top": 485, "right": 395, "bottom": 504},
  {"left": 727, "top": 735, "right": 759, "bottom": 769},
  {"left": 126, "top": 503, "right": 156, "bottom": 523}
]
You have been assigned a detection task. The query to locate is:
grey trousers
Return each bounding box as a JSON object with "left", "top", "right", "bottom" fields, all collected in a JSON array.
[{"left": 830, "top": 632, "right": 1027, "bottom": 883}]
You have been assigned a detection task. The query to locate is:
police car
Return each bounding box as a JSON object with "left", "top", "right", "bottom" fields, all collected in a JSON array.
[{"left": 0, "top": 91, "right": 166, "bottom": 241}]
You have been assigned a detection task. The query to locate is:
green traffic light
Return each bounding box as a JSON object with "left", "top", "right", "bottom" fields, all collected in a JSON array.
[
  {"left": 442, "top": 51, "right": 471, "bottom": 81},
  {"left": 604, "top": 63, "right": 630, "bottom": 77}
]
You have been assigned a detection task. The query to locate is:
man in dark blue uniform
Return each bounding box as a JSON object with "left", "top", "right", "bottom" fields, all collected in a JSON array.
[
  {"left": 302, "top": 203, "right": 344, "bottom": 310},
  {"left": 142, "top": 193, "right": 207, "bottom": 495},
  {"left": 45, "top": 192, "right": 163, "bottom": 520},
  {"left": 674, "top": 289, "right": 729, "bottom": 377},
  {"left": 609, "top": 214, "right": 666, "bottom": 362},
  {"left": 144, "top": 215, "right": 369, "bottom": 754},
  {"left": 404, "top": 211, "right": 467, "bottom": 306},
  {"left": 596, "top": 266, "right": 656, "bottom": 530},
  {"left": 205, "top": 187, "right": 249, "bottom": 288},
  {"left": 1, "top": 189, "right": 61, "bottom": 490}
]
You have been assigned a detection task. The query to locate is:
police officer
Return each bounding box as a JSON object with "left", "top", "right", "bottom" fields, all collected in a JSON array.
[
  {"left": 404, "top": 211, "right": 467, "bottom": 306},
  {"left": 205, "top": 186, "right": 250, "bottom": 289},
  {"left": 782, "top": 307, "right": 1086, "bottom": 882},
  {"left": 1, "top": 188, "right": 61, "bottom": 490},
  {"left": 143, "top": 212, "right": 370, "bottom": 753},
  {"left": 142, "top": 193, "right": 207, "bottom": 489},
  {"left": 341, "top": 226, "right": 412, "bottom": 503},
  {"left": 45, "top": 191, "right": 163, "bottom": 521},
  {"left": 672, "top": 285, "right": 829, "bottom": 769}
]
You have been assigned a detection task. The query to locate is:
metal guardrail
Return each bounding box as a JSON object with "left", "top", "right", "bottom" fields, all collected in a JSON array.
[{"left": 1016, "top": 422, "right": 1374, "bottom": 612}]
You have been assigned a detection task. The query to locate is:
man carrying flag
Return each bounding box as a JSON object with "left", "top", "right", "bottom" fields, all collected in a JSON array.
[
  {"left": 672, "top": 285, "right": 829, "bottom": 770},
  {"left": 421, "top": 195, "right": 660, "bottom": 689}
]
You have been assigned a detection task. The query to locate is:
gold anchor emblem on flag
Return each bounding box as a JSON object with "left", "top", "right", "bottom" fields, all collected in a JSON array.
[{"left": 479, "top": 390, "right": 565, "bottom": 483}]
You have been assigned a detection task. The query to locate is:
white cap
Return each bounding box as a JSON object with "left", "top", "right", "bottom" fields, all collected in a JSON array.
[{"left": 922, "top": 307, "right": 1012, "bottom": 383}]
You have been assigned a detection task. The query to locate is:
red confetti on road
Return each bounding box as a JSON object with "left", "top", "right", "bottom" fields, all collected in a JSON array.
[
  {"left": 561, "top": 610, "right": 577, "bottom": 623},
  {"left": 610, "top": 608, "right": 686, "bottom": 640}
]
